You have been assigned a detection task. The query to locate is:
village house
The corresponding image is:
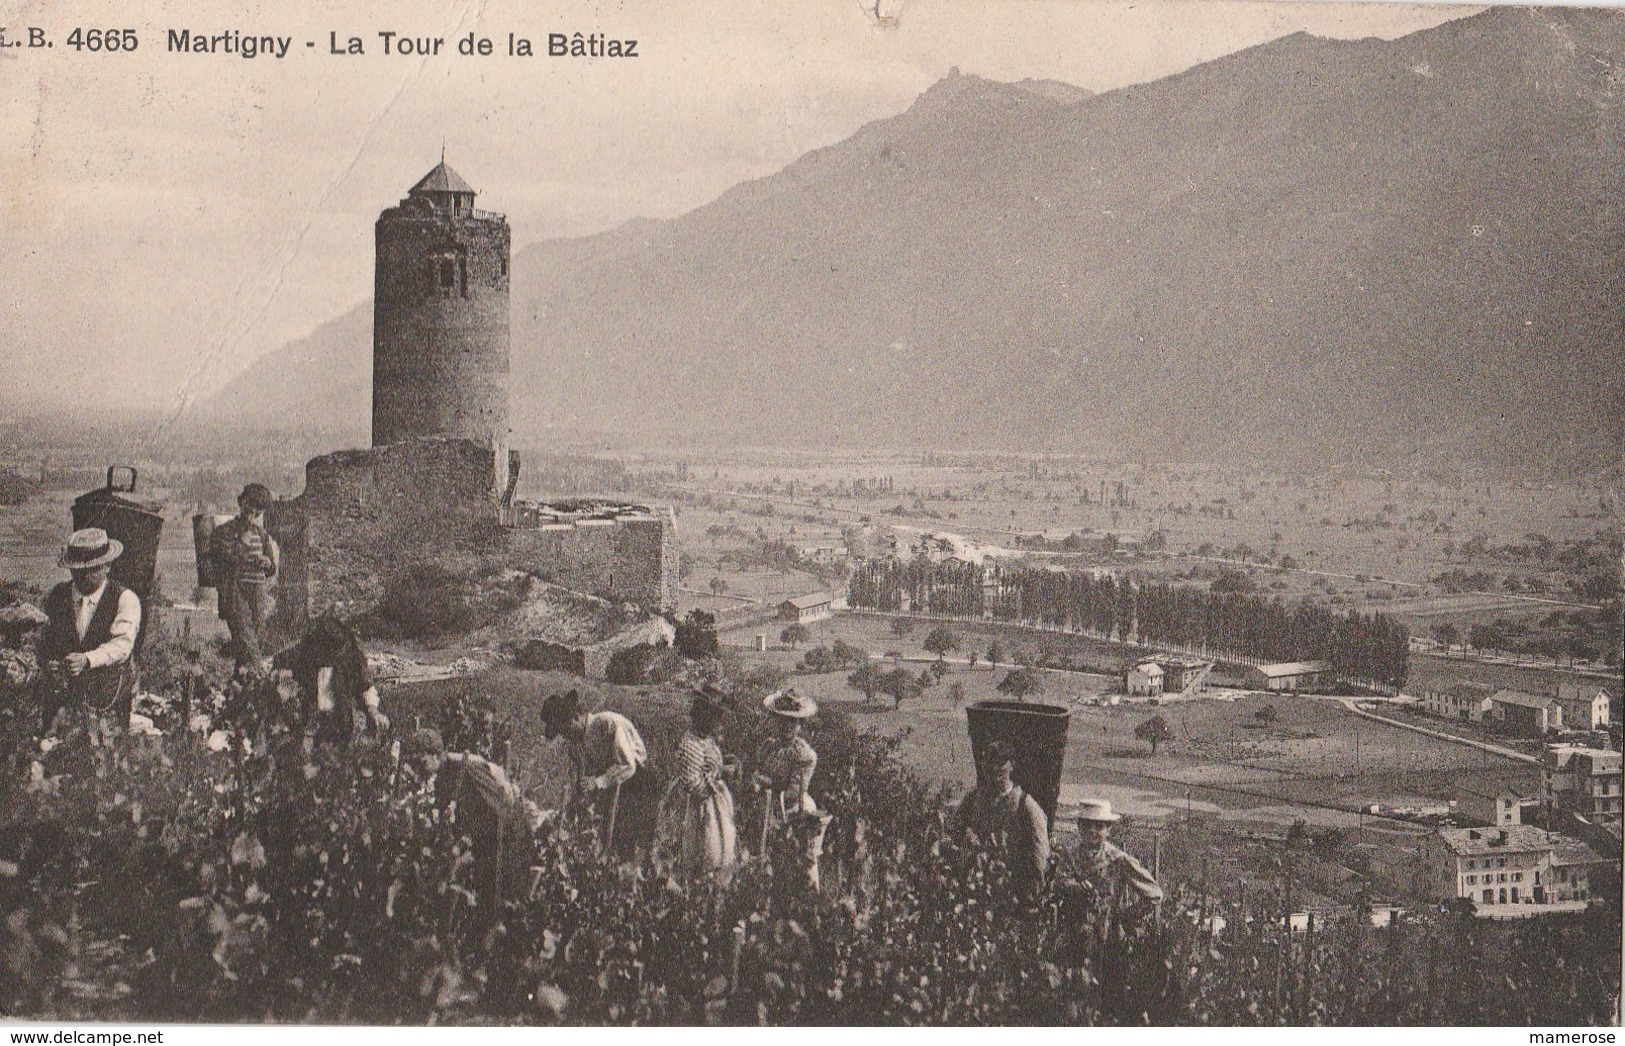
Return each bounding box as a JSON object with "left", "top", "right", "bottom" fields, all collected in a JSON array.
[
  {"left": 1420, "top": 680, "right": 1496, "bottom": 721},
  {"left": 1542, "top": 745, "right": 1623, "bottom": 826},
  {"left": 1494, "top": 789, "right": 1541, "bottom": 827},
  {"left": 1424, "top": 825, "right": 1605, "bottom": 911},
  {"left": 1547, "top": 836, "right": 1613, "bottom": 903},
  {"left": 1487, "top": 689, "right": 1563, "bottom": 736},
  {"left": 778, "top": 592, "right": 834, "bottom": 624},
  {"left": 1428, "top": 826, "right": 1549, "bottom": 907},
  {"left": 1125, "top": 660, "right": 1164, "bottom": 697},
  {"left": 795, "top": 544, "right": 848, "bottom": 567},
  {"left": 1250, "top": 660, "right": 1333, "bottom": 692},
  {"left": 1552, "top": 683, "right": 1612, "bottom": 732}
]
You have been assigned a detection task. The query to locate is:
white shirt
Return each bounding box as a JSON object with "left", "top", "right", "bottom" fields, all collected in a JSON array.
[
  {"left": 313, "top": 666, "right": 379, "bottom": 713},
  {"left": 579, "top": 711, "right": 648, "bottom": 790},
  {"left": 73, "top": 581, "right": 142, "bottom": 669}
]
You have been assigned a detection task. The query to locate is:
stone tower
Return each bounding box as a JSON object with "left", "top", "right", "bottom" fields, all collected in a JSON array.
[{"left": 371, "top": 161, "right": 511, "bottom": 448}]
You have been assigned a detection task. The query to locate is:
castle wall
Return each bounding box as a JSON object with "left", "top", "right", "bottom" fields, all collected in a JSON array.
[
  {"left": 372, "top": 208, "right": 511, "bottom": 446},
  {"left": 271, "top": 438, "right": 503, "bottom": 628},
  {"left": 270, "top": 438, "right": 677, "bottom": 630},
  {"left": 503, "top": 509, "right": 678, "bottom": 614}
]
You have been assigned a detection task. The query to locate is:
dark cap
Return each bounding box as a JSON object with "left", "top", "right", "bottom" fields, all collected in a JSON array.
[
  {"left": 691, "top": 683, "right": 736, "bottom": 714},
  {"left": 239, "top": 483, "right": 274, "bottom": 510},
  {"left": 540, "top": 690, "right": 583, "bottom": 739},
  {"left": 981, "top": 739, "right": 1017, "bottom": 768}
]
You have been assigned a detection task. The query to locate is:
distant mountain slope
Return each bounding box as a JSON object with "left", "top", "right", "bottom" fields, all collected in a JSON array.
[{"left": 204, "top": 7, "right": 1625, "bottom": 471}]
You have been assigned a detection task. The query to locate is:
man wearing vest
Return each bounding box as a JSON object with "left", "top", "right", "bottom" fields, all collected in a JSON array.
[
  {"left": 36, "top": 528, "right": 143, "bottom": 736},
  {"left": 954, "top": 740, "right": 1051, "bottom": 904},
  {"left": 209, "top": 483, "right": 279, "bottom": 670}
]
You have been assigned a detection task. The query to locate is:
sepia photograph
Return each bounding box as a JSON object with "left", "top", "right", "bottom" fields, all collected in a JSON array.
[{"left": 0, "top": 0, "right": 1620, "bottom": 1030}]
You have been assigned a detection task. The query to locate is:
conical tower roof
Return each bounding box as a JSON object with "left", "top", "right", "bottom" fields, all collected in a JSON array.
[{"left": 410, "top": 162, "right": 475, "bottom": 196}]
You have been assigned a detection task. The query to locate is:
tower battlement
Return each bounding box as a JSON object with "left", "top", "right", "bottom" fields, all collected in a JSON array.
[{"left": 371, "top": 162, "right": 511, "bottom": 449}]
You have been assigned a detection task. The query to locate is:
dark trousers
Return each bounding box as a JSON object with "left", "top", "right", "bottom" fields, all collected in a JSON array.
[
  {"left": 220, "top": 582, "right": 271, "bottom": 666},
  {"left": 589, "top": 771, "right": 656, "bottom": 859}
]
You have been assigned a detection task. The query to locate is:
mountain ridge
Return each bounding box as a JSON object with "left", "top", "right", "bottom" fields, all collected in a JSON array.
[{"left": 203, "top": 6, "right": 1625, "bottom": 472}]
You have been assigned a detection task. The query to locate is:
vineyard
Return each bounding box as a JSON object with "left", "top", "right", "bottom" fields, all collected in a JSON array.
[
  {"left": 0, "top": 667, "right": 1618, "bottom": 1026},
  {"left": 850, "top": 560, "right": 1412, "bottom": 689}
]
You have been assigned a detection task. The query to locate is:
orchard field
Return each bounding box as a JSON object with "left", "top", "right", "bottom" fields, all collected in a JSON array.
[{"left": 730, "top": 613, "right": 1536, "bottom": 833}]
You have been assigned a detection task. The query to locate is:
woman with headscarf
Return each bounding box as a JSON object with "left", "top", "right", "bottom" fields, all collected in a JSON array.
[
  {"left": 752, "top": 688, "right": 831, "bottom": 889},
  {"left": 657, "top": 686, "right": 738, "bottom": 878}
]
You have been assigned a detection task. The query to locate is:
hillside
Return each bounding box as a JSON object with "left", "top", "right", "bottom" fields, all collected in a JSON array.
[{"left": 204, "top": 7, "right": 1625, "bottom": 472}]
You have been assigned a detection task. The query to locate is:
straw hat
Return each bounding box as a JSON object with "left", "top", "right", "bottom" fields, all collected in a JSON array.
[
  {"left": 58, "top": 528, "right": 123, "bottom": 570},
  {"left": 1075, "top": 798, "right": 1122, "bottom": 824},
  {"left": 763, "top": 688, "right": 818, "bottom": 719}
]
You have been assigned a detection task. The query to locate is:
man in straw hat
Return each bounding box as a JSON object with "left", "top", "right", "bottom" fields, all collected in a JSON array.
[
  {"left": 1070, "top": 798, "right": 1163, "bottom": 904},
  {"left": 541, "top": 689, "right": 649, "bottom": 857},
  {"left": 209, "top": 483, "right": 280, "bottom": 670},
  {"left": 954, "top": 739, "right": 1050, "bottom": 902},
  {"left": 36, "top": 527, "right": 143, "bottom": 735}
]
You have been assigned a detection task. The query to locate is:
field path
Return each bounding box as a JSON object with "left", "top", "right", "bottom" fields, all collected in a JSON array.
[{"left": 1319, "top": 697, "right": 1537, "bottom": 766}]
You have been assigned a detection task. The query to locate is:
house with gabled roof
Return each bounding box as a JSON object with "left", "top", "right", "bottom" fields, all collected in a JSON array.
[{"left": 1488, "top": 689, "right": 1563, "bottom": 735}]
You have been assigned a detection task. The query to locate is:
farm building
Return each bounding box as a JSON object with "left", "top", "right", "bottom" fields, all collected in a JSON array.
[
  {"left": 1488, "top": 689, "right": 1563, "bottom": 735},
  {"left": 1553, "top": 683, "right": 1612, "bottom": 732},
  {"left": 1250, "top": 660, "right": 1333, "bottom": 692},
  {"left": 1159, "top": 656, "right": 1213, "bottom": 695},
  {"left": 1541, "top": 745, "right": 1623, "bottom": 826},
  {"left": 795, "top": 545, "right": 847, "bottom": 566},
  {"left": 778, "top": 592, "right": 834, "bottom": 624},
  {"left": 1125, "top": 661, "right": 1164, "bottom": 697},
  {"left": 1122, "top": 656, "right": 1212, "bottom": 698},
  {"left": 1421, "top": 680, "right": 1496, "bottom": 721}
]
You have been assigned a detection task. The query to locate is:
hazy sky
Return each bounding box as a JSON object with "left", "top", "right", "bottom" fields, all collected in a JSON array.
[{"left": 2, "top": 0, "right": 1485, "bottom": 417}]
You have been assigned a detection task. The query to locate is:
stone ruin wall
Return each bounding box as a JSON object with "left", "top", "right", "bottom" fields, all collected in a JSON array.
[
  {"left": 268, "top": 437, "right": 676, "bottom": 631},
  {"left": 501, "top": 508, "right": 677, "bottom": 616}
]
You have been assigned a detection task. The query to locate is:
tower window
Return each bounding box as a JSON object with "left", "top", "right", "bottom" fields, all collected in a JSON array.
[
  {"left": 459, "top": 257, "right": 468, "bottom": 296},
  {"left": 439, "top": 258, "right": 456, "bottom": 289},
  {"left": 500, "top": 256, "right": 508, "bottom": 278}
]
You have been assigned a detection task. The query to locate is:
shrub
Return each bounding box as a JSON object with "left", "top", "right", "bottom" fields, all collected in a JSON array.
[
  {"left": 361, "top": 565, "right": 525, "bottom": 644},
  {"left": 674, "top": 611, "right": 720, "bottom": 661},
  {"left": 605, "top": 644, "right": 686, "bottom": 686},
  {"left": 996, "top": 667, "right": 1043, "bottom": 699},
  {"left": 798, "top": 642, "right": 868, "bottom": 675}
]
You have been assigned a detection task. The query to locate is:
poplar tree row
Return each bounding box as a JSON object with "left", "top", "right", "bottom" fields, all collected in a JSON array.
[{"left": 848, "top": 559, "right": 1410, "bottom": 688}]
